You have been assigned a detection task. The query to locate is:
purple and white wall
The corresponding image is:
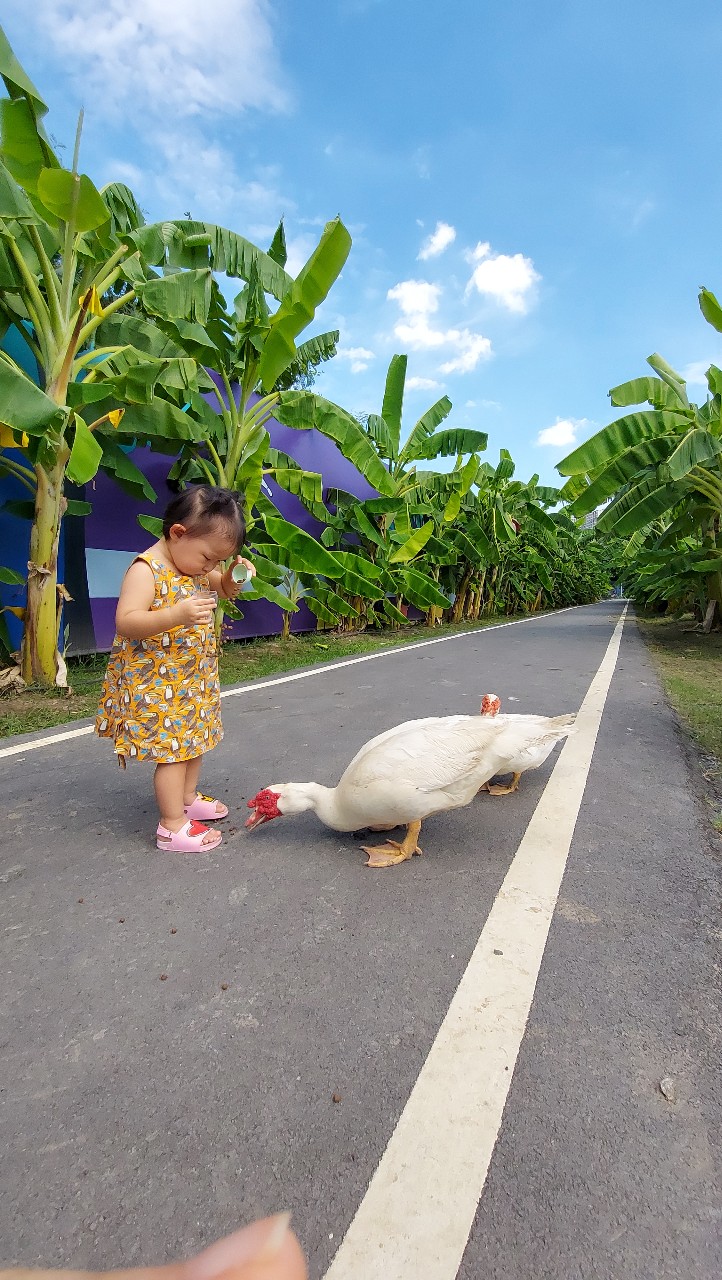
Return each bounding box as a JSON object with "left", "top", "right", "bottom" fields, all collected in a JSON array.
[{"left": 0, "top": 374, "right": 377, "bottom": 655}]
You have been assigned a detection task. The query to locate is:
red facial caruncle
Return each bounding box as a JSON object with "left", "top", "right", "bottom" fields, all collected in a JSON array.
[
  {"left": 245, "top": 788, "right": 282, "bottom": 828},
  {"left": 480, "top": 693, "right": 502, "bottom": 716}
]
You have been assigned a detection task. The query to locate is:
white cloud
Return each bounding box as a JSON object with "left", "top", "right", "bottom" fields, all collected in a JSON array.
[
  {"left": 599, "top": 183, "right": 656, "bottom": 233},
  {"left": 107, "top": 159, "right": 144, "bottom": 188},
  {"left": 536, "top": 417, "right": 591, "bottom": 448},
  {"left": 148, "top": 129, "right": 294, "bottom": 225},
  {"left": 406, "top": 376, "right": 442, "bottom": 391},
  {"left": 418, "top": 221, "right": 456, "bottom": 261},
  {"left": 387, "top": 279, "right": 441, "bottom": 316},
  {"left": 387, "top": 278, "right": 492, "bottom": 374},
  {"left": 465, "top": 242, "right": 540, "bottom": 314},
  {"left": 284, "top": 233, "right": 318, "bottom": 279},
  {"left": 413, "top": 147, "right": 431, "bottom": 179},
  {"left": 681, "top": 360, "right": 711, "bottom": 387},
  {"left": 29, "top": 0, "right": 291, "bottom": 119},
  {"left": 440, "top": 335, "right": 492, "bottom": 373},
  {"left": 630, "top": 198, "right": 655, "bottom": 229},
  {"left": 337, "top": 346, "right": 375, "bottom": 373}
]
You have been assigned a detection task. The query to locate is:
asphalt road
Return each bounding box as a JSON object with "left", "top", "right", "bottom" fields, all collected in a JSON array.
[{"left": 1, "top": 602, "right": 720, "bottom": 1278}]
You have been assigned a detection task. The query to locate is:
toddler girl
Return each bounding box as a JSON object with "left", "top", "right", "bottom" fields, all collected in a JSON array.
[{"left": 96, "top": 486, "right": 255, "bottom": 853}]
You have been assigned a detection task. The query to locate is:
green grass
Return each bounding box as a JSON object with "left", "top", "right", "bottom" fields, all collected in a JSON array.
[
  {"left": 0, "top": 615, "right": 514, "bottom": 740},
  {"left": 636, "top": 614, "right": 722, "bottom": 763}
]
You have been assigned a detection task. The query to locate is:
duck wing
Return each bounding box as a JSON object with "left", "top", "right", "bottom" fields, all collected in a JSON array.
[
  {"left": 342, "top": 716, "right": 503, "bottom": 797},
  {"left": 342, "top": 714, "right": 470, "bottom": 773}
]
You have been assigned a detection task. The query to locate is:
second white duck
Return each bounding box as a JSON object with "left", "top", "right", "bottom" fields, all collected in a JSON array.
[{"left": 477, "top": 693, "right": 576, "bottom": 795}]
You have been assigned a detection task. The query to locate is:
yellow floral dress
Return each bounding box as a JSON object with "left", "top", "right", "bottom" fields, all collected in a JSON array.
[{"left": 95, "top": 555, "right": 222, "bottom": 765}]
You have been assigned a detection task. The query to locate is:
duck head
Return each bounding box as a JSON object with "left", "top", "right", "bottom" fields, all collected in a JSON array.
[
  {"left": 480, "top": 692, "right": 502, "bottom": 716},
  {"left": 245, "top": 787, "right": 283, "bottom": 828},
  {"left": 245, "top": 783, "right": 318, "bottom": 829}
]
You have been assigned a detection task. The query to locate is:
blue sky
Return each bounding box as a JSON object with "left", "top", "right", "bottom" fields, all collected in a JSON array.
[{"left": 5, "top": 0, "right": 722, "bottom": 487}]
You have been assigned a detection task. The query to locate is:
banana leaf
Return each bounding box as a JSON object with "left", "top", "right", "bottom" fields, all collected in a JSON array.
[
  {"left": 258, "top": 218, "right": 351, "bottom": 390},
  {"left": 0, "top": 359, "right": 64, "bottom": 433},
  {"left": 388, "top": 520, "right": 434, "bottom": 563},
  {"left": 400, "top": 567, "right": 451, "bottom": 609},
  {"left": 263, "top": 514, "right": 344, "bottom": 578},
  {"left": 276, "top": 390, "right": 396, "bottom": 496},
  {"left": 129, "top": 219, "right": 292, "bottom": 301},
  {"left": 379, "top": 354, "right": 407, "bottom": 458},
  {"left": 557, "top": 410, "right": 691, "bottom": 476}
]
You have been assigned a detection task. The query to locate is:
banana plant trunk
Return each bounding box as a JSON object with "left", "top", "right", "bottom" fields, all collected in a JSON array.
[
  {"left": 701, "top": 518, "right": 721, "bottom": 633},
  {"left": 702, "top": 571, "right": 722, "bottom": 633},
  {"left": 452, "top": 565, "right": 473, "bottom": 622},
  {"left": 21, "top": 452, "right": 69, "bottom": 686}
]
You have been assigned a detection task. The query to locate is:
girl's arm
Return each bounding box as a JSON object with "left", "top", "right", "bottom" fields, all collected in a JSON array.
[{"left": 116, "top": 562, "right": 213, "bottom": 639}]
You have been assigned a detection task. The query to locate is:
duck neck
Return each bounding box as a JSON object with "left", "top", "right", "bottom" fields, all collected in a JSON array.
[{"left": 301, "top": 782, "right": 339, "bottom": 826}]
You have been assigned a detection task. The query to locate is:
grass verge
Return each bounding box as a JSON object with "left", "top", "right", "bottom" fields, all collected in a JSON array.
[
  {"left": 635, "top": 614, "right": 722, "bottom": 763},
  {"left": 0, "top": 616, "right": 516, "bottom": 741},
  {"left": 636, "top": 614, "right": 722, "bottom": 836}
]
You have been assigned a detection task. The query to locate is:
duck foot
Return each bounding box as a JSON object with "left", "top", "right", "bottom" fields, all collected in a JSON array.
[
  {"left": 480, "top": 772, "right": 522, "bottom": 796},
  {"left": 362, "top": 820, "right": 423, "bottom": 868}
]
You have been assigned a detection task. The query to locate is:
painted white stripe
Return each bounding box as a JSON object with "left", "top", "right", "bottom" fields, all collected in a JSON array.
[
  {"left": 323, "top": 604, "right": 628, "bottom": 1280},
  {"left": 0, "top": 605, "right": 583, "bottom": 759}
]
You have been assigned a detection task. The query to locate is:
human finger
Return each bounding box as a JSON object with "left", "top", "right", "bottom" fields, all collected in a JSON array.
[{"left": 0, "top": 1214, "right": 307, "bottom": 1280}]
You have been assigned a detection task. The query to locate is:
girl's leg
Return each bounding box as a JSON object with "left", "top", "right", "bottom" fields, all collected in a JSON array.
[
  {"left": 183, "top": 755, "right": 204, "bottom": 807},
  {"left": 154, "top": 761, "right": 217, "bottom": 844},
  {"left": 183, "top": 754, "right": 227, "bottom": 817}
]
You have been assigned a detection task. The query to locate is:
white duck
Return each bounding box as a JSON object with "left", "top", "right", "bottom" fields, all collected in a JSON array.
[
  {"left": 477, "top": 693, "right": 576, "bottom": 794},
  {"left": 245, "top": 697, "right": 575, "bottom": 868}
]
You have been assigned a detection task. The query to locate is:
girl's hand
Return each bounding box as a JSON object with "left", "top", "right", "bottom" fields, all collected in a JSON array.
[
  {"left": 221, "top": 556, "right": 256, "bottom": 600},
  {"left": 174, "top": 593, "right": 216, "bottom": 627}
]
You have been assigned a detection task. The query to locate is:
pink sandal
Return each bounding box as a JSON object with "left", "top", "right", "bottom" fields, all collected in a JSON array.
[
  {"left": 156, "top": 819, "right": 223, "bottom": 853},
  {"left": 183, "top": 793, "right": 229, "bottom": 821}
]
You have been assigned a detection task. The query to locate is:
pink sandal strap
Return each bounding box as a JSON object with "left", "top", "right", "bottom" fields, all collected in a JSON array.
[
  {"left": 183, "top": 793, "right": 229, "bottom": 821},
  {"left": 156, "top": 819, "right": 223, "bottom": 853}
]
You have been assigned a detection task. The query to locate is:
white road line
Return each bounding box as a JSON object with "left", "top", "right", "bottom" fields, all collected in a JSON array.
[
  {"left": 323, "top": 604, "right": 629, "bottom": 1280},
  {"left": 0, "top": 606, "right": 582, "bottom": 759}
]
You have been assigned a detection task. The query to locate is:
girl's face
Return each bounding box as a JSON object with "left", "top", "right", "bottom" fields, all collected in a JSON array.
[{"left": 166, "top": 522, "right": 237, "bottom": 577}]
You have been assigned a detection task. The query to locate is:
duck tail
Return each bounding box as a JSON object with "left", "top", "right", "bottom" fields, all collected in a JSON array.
[{"left": 549, "top": 712, "right": 576, "bottom": 732}]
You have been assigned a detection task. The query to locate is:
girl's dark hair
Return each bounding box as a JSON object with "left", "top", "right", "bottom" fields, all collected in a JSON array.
[{"left": 162, "top": 485, "right": 246, "bottom": 549}]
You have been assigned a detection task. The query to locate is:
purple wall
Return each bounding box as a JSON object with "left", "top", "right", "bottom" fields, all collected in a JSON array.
[{"left": 65, "top": 392, "right": 377, "bottom": 654}]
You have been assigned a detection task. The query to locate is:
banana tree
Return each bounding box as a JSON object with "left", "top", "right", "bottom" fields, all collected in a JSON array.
[
  {"left": 273, "top": 352, "right": 488, "bottom": 624},
  {"left": 277, "top": 351, "right": 488, "bottom": 508},
  {"left": 123, "top": 214, "right": 352, "bottom": 626},
  {"left": 557, "top": 312, "right": 722, "bottom": 630},
  {"left": 0, "top": 53, "right": 194, "bottom": 683},
  {"left": 0, "top": 28, "right": 322, "bottom": 683},
  {"left": 448, "top": 452, "right": 561, "bottom": 620}
]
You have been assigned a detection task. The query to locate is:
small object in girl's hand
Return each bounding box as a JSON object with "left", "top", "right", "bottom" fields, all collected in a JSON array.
[
  {"left": 232, "top": 562, "right": 254, "bottom": 593},
  {"left": 193, "top": 587, "right": 218, "bottom": 607}
]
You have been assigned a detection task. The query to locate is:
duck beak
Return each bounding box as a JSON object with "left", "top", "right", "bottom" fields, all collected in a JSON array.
[{"left": 244, "top": 808, "right": 270, "bottom": 830}]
